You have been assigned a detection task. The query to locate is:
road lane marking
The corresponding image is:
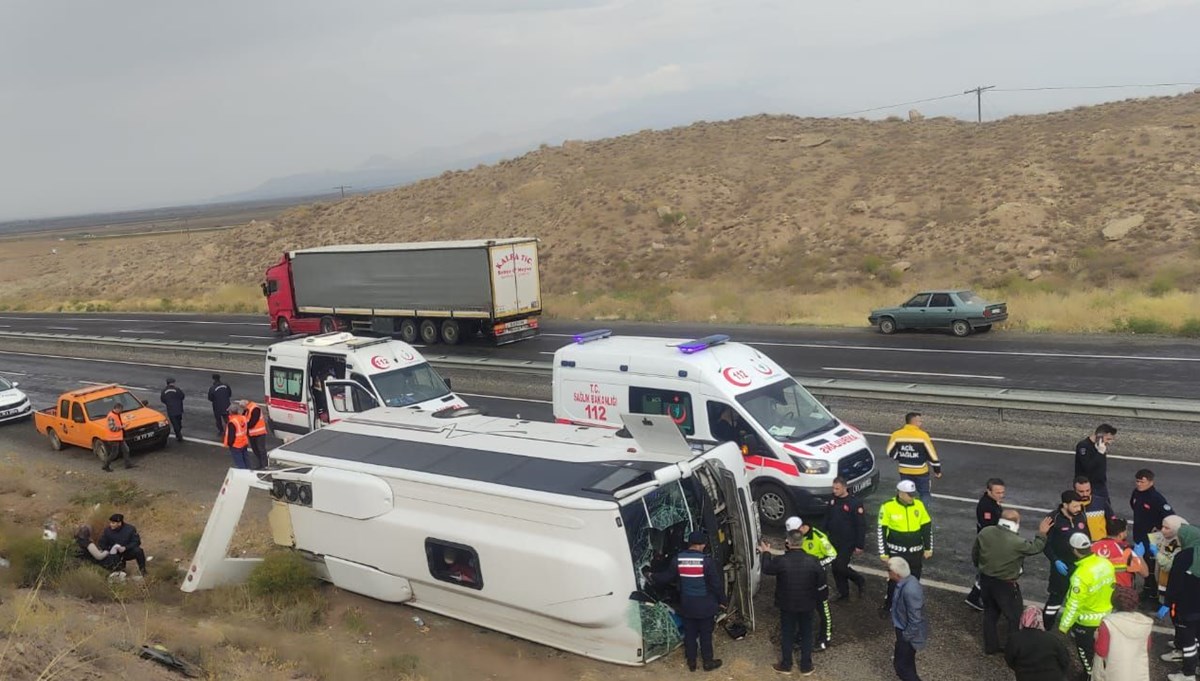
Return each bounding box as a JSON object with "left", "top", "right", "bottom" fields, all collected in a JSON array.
[
  {"left": 229, "top": 335, "right": 275, "bottom": 340},
  {"left": 932, "top": 493, "right": 1048, "bottom": 513},
  {"left": 80, "top": 380, "right": 157, "bottom": 392},
  {"left": 118, "top": 329, "right": 166, "bottom": 334},
  {"left": 823, "top": 367, "right": 1005, "bottom": 380},
  {"left": 862, "top": 431, "right": 1200, "bottom": 468},
  {"left": 46, "top": 326, "right": 78, "bottom": 331}
]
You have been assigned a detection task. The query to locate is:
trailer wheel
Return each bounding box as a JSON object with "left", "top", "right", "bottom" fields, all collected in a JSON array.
[
  {"left": 47, "top": 428, "right": 64, "bottom": 451},
  {"left": 276, "top": 316, "right": 292, "bottom": 336},
  {"left": 440, "top": 320, "right": 462, "bottom": 345},
  {"left": 419, "top": 320, "right": 439, "bottom": 345},
  {"left": 319, "top": 316, "right": 337, "bottom": 334},
  {"left": 399, "top": 318, "right": 419, "bottom": 344}
]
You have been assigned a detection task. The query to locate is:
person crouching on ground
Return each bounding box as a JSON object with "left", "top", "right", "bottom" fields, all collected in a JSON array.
[
  {"left": 98, "top": 513, "right": 147, "bottom": 581},
  {"left": 1004, "top": 606, "right": 1071, "bottom": 681}
]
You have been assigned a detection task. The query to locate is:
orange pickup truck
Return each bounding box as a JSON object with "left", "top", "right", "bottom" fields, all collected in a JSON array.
[{"left": 33, "top": 384, "right": 171, "bottom": 461}]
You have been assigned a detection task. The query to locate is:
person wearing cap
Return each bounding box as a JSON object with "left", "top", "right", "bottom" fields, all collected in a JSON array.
[
  {"left": 223, "top": 403, "right": 251, "bottom": 470},
  {"left": 759, "top": 530, "right": 825, "bottom": 676},
  {"left": 1042, "top": 490, "right": 1088, "bottom": 630},
  {"left": 878, "top": 480, "right": 933, "bottom": 613},
  {"left": 159, "top": 377, "right": 185, "bottom": 443},
  {"left": 207, "top": 373, "right": 231, "bottom": 436},
  {"left": 972, "top": 509, "right": 1054, "bottom": 656},
  {"left": 885, "top": 413, "right": 941, "bottom": 508},
  {"left": 649, "top": 531, "right": 725, "bottom": 672},
  {"left": 794, "top": 517, "right": 837, "bottom": 651},
  {"left": 1058, "top": 532, "right": 1116, "bottom": 678},
  {"left": 825, "top": 477, "right": 867, "bottom": 602},
  {"left": 97, "top": 513, "right": 147, "bottom": 581}
]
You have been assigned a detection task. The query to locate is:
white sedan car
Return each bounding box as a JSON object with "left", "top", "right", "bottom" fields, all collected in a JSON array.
[{"left": 0, "top": 376, "right": 32, "bottom": 424}]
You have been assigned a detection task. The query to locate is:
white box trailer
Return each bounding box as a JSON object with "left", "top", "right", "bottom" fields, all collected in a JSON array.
[
  {"left": 182, "top": 410, "right": 760, "bottom": 666},
  {"left": 552, "top": 331, "right": 880, "bottom": 529}
]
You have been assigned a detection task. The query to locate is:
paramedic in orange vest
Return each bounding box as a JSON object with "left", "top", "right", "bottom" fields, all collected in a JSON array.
[
  {"left": 101, "top": 403, "right": 131, "bottom": 472},
  {"left": 222, "top": 404, "right": 250, "bottom": 469},
  {"left": 1091, "top": 517, "right": 1149, "bottom": 590},
  {"left": 240, "top": 399, "right": 269, "bottom": 470}
]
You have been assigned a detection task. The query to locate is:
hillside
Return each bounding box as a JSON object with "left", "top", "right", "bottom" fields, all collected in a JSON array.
[{"left": 4, "top": 93, "right": 1200, "bottom": 331}]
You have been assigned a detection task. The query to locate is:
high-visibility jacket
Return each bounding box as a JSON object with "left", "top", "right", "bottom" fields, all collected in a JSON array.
[
  {"left": 801, "top": 527, "right": 838, "bottom": 568},
  {"left": 244, "top": 401, "right": 268, "bottom": 437},
  {"left": 224, "top": 414, "right": 249, "bottom": 448},
  {"left": 885, "top": 424, "right": 941, "bottom": 477},
  {"left": 1059, "top": 553, "right": 1116, "bottom": 632},
  {"left": 100, "top": 409, "right": 125, "bottom": 442},
  {"left": 1081, "top": 497, "right": 1118, "bottom": 542},
  {"left": 1091, "top": 538, "right": 1146, "bottom": 589},
  {"left": 877, "top": 497, "right": 933, "bottom": 557}
]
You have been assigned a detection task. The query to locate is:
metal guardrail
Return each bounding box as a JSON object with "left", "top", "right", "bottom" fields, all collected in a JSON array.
[{"left": 2, "top": 331, "right": 1200, "bottom": 421}]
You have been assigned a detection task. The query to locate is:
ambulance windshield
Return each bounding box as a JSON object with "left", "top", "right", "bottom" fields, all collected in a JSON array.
[
  {"left": 735, "top": 378, "right": 835, "bottom": 442},
  {"left": 369, "top": 363, "right": 452, "bottom": 407}
]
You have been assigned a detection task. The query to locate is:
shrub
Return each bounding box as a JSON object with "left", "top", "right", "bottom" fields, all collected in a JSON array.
[
  {"left": 246, "top": 551, "right": 319, "bottom": 607},
  {"left": 56, "top": 565, "right": 117, "bottom": 601},
  {"left": 180, "top": 530, "right": 203, "bottom": 555},
  {"left": 1113, "top": 317, "right": 1171, "bottom": 335},
  {"left": 3, "top": 533, "right": 74, "bottom": 587},
  {"left": 380, "top": 653, "right": 421, "bottom": 676},
  {"left": 860, "top": 255, "right": 886, "bottom": 275},
  {"left": 70, "top": 479, "right": 154, "bottom": 508},
  {"left": 1178, "top": 318, "right": 1200, "bottom": 338}
]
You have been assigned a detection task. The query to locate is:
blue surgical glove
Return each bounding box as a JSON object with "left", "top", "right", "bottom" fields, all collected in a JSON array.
[
  {"left": 1133, "top": 542, "right": 1146, "bottom": 559},
  {"left": 1156, "top": 605, "right": 1170, "bottom": 621},
  {"left": 1148, "top": 542, "right": 1159, "bottom": 558},
  {"left": 1054, "top": 560, "right": 1069, "bottom": 576}
]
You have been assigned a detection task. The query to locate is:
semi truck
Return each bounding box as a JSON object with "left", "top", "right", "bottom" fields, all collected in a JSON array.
[{"left": 262, "top": 238, "right": 542, "bottom": 345}]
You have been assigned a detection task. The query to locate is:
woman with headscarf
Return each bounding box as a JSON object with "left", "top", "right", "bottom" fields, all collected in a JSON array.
[
  {"left": 1005, "top": 605, "right": 1072, "bottom": 681},
  {"left": 1091, "top": 586, "right": 1152, "bottom": 680},
  {"left": 73, "top": 525, "right": 121, "bottom": 571},
  {"left": 1163, "top": 523, "right": 1200, "bottom": 681},
  {"left": 1152, "top": 516, "right": 1190, "bottom": 603}
]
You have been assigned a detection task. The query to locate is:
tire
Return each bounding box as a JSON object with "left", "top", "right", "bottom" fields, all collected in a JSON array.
[
  {"left": 276, "top": 316, "right": 291, "bottom": 336},
  {"left": 440, "top": 320, "right": 462, "bottom": 345},
  {"left": 754, "top": 482, "right": 795, "bottom": 529},
  {"left": 951, "top": 319, "right": 972, "bottom": 337},
  {"left": 47, "top": 428, "right": 64, "bottom": 451},
  {"left": 319, "top": 316, "right": 337, "bottom": 334},
  {"left": 419, "top": 319, "right": 439, "bottom": 345},
  {"left": 878, "top": 317, "right": 897, "bottom": 335},
  {"left": 976, "top": 324, "right": 992, "bottom": 333},
  {"left": 92, "top": 439, "right": 108, "bottom": 463},
  {"left": 399, "top": 318, "right": 419, "bottom": 344}
]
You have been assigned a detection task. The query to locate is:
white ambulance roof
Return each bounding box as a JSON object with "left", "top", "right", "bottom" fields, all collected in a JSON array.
[
  {"left": 555, "top": 335, "right": 789, "bottom": 395},
  {"left": 289, "top": 238, "right": 535, "bottom": 256},
  {"left": 267, "top": 334, "right": 427, "bottom": 373}
]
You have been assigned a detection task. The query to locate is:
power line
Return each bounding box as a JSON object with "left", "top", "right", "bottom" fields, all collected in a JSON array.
[
  {"left": 995, "top": 82, "right": 1200, "bottom": 92},
  {"left": 963, "top": 85, "right": 995, "bottom": 123},
  {"left": 836, "top": 91, "right": 966, "bottom": 117}
]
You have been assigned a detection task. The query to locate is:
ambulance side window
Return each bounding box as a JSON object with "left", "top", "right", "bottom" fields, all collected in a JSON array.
[
  {"left": 269, "top": 367, "right": 305, "bottom": 401},
  {"left": 629, "top": 387, "right": 694, "bottom": 436}
]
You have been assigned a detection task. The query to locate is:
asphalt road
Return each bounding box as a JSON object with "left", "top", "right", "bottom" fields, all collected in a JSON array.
[
  {"left": 2, "top": 312, "right": 1199, "bottom": 398},
  {"left": 3, "top": 349, "right": 1197, "bottom": 607}
]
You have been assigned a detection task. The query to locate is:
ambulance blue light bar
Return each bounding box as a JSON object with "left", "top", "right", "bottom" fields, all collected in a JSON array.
[
  {"left": 573, "top": 329, "right": 613, "bottom": 344},
  {"left": 678, "top": 334, "right": 730, "bottom": 354}
]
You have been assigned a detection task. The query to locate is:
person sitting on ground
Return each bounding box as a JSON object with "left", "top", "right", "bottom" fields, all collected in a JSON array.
[
  {"left": 73, "top": 525, "right": 121, "bottom": 572},
  {"left": 97, "top": 513, "right": 147, "bottom": 581},
  {"left": 1004, "top": 605, "right": 1071, "bottom": 681}
]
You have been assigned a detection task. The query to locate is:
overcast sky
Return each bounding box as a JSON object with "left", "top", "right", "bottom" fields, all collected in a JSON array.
[{"left": 2, "top": 0, "right": 1198, "bottom": 220}]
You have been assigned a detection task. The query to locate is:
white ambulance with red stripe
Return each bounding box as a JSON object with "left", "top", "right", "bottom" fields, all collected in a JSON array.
[
  {"left": 264, "top": 332, "right": 467, "bottom": 440},
  {"left": 552, "top": 331, "right": 879, "bottom": 528}
]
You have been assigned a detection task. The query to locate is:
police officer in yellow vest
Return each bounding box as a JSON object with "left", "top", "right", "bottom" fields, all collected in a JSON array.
[
  {"left": 1059, "top": 532, "right": 1116, "bottom": 679},
  {"left": 878, "top": 480, "right": 933, "bottom": 613},
  {"left": 787, "top": 516, "right": 837, "bottom": 650}
]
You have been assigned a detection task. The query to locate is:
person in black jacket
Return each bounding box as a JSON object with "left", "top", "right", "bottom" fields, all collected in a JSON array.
[
  {"left": 159, "top": 377, "right": 185, "bottom": 443},
  {"left": 1074, "top": 424, "right": 1116, "bottom": 500},
  {"left": 759, "top": 531, "right": 826, "bottom": 675},
  {"left": 825, "top": 477, "right": 867, "bottom": 601},
  {"left": 650, "top": 531, "right": 725, "bottom": 672},
  {"left": 1163, "top": 524, "right": 1199, "bottom": 681},
  {"left": 1005, "top": 606, "right": 1071, "bottom": 681},
  {"left": 1130, "top": 468, "right": 1173, "bottom": 600},
  {"left": 967, "top": 478, "right": 1006, "bottom": 611},
  {"left": 207, "top": 374, "right": 231, "bottom": 436},
  {"left": 1043, "top": 491, "right": 1087, "bottom": 630},
  {"left": 97, "top": 513, "right": 147, "bottom": 580}
]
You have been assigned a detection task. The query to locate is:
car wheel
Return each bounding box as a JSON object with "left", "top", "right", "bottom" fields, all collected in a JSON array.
[
  {"left": 47, "top": 428, "right": 64, "bottom": 451},
  {"left": 878, "top": 317, "right": 897, "bottom": 335},
  {"left": 319, "top": 316, "right": 337, "bottom": 334},
  {"left": 951, "top": 320, "right": 972, "bottom": 337},
  {"left": 440, "top": 320, "right": 461, "bottom": 345},
  {"left": 419, "top": 319, "right": 439, "bottom": 345},
  {"left": 277, "top": 316, "right": 291, "bottom": 336},
  {"left": 754, "top": 482, "right": 794, "bottom": 530},
  {"left": 92, "top": 439, "right": 108, "bottom": 462},
  {"left": 976, "top": 324, "right": 992, "bottom": 333},
  {"left": 399, "top": 318, "right": 419, "bottom": 344}
]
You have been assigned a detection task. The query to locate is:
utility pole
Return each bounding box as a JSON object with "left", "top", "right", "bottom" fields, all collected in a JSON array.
[
  {"left": 333, "top": 185, "right": 352, "bottom": 199},
  {"left": 963, "top": 85, "right": 995, "bottom": 123}
]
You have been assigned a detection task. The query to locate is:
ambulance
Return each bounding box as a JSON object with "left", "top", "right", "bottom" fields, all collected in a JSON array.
[
  {"left": 552, "top": 331, "right": 879, "bottom": 527},
  {"left": 264, "top": 332, "right": 467, "bottom": 440}
]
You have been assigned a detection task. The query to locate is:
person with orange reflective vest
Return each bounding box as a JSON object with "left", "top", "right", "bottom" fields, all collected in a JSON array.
[
  {"left": 240, "top": 399, "right": 269, "bottom": 470},
  {"left": 100, "top": 403, "right": 131, "bottom": 472},
  {"left": 1091, "top": 517, "right": 1149, "bottom": 590},
  {"left": 222, "top": 404, "right": 250, "bottom": 469}
]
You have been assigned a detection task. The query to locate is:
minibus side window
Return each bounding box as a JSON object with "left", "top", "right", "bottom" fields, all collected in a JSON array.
[
  {"left": 425, "top": 539, "right": 483, "bottom": 590},
  {"left": 629, "top": 387, "right": 694, "bottom": 436}
]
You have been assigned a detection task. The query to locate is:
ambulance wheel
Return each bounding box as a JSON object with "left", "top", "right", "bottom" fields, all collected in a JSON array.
[
  {"left": 440, "top": 320, "right": 461, "bottom": 345},
  {"left": 877, "top": 317, "right": 897, "bottom": 335},
  {"left": 319, "top": 316, "right": 337, "bottom": 334},
  {"left": 419, "top": 320, "right": 439, "bottom": 345},
  {"left": 951, "top": 319, "right": 972, "bottom": 337},
  {"left": 399, "top": 318, "right": 419, "bottom": 344},
  {"left": 276, "top": 316, "right": 291, "bottom": 336},
  {"left": 755, "top": 482, "right": 794, "bottom": 529}
]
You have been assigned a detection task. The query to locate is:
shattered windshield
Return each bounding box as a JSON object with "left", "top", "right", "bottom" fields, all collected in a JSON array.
[
  {"left": 735, "top": 378, "right": 835, "bottom": 442},
  {"left": 369, "top": 363, "right": 451, "bottom": 407}
]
